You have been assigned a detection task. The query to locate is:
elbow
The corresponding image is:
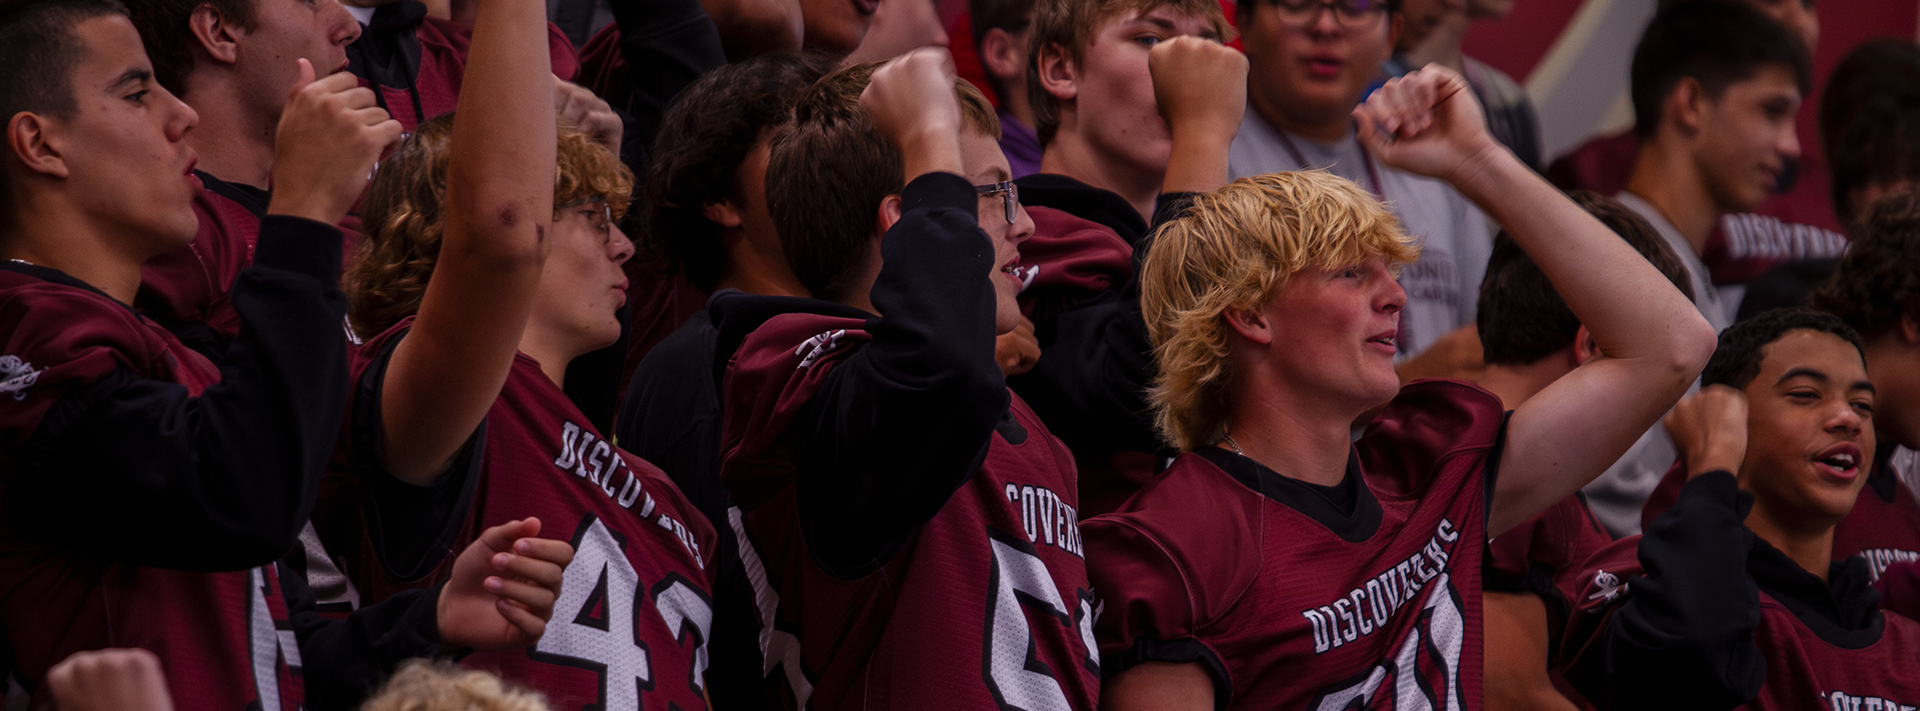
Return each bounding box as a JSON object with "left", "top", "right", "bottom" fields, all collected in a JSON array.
[{"left": 1666, "top": 311, "right": 1721, "bottom": 384}]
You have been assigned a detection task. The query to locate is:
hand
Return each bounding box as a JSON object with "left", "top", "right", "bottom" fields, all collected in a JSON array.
[
  {"left": 46, "top": 648, "right": 175, "bottom": 711},
  {"left": 860, "top": 47, "right": 965, "bottom": 180},
  {"left": 1352, "top": 64, "right": 1501, "bottom": 183},
  {"left": 555, "top": 76, "right": 622, "bottom": 157},
  {"left": 437, "top": 518, "right": 574, "bottom": 651},
  {"left": 1665, "top": 384, "right": 1749, "bottom": 479},
  {"left": 268, "top": 59, "right": 404, "bottom": 224},
  {"left": 995, "top": 316, "right": 1041, "bottom": 376},
  {"left": 1150, "top": 36, "right": 1247, "bottom": 151}
]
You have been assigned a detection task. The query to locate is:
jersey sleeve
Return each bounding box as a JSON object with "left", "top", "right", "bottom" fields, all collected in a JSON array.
[
  {"left": 282, "top": 561, "right": 448, "bottom": 711},
  {"left": 1082, "top": 516, "right": 1233, "bottom": 708},
  {"left": 4, "top": 216, "right": 352, "bottom": 571},
  {"left": 346, "top": 324, "right": 483, "bottom": 583},
  {"left": 1561, "top": 471, "right": 1765, "bottom": 711}
]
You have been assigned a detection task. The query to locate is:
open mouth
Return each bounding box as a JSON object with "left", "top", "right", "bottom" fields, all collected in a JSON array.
[{"left": 1813, "top": 443, "right": 1863, "bottom": 480}]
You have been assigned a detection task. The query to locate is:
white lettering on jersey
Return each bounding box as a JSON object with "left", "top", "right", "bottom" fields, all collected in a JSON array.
[
  {"left": 1308, "top": 572, "right": 1467, "bottom": 711},
  {"left": 1827, "top": 690, "right": 1920, "bottom": 711},
  {"left": 795, "top": 329, "right": 848, "bottom": 369},
  {"left": 985, "top": 535, "right": 1075, "bottom": 711},
  {"left": 551, "top": 420, "right": 651, "bottom": 515},
  {"left": 1587, "top": 570, "right": 1626, "bottom": 603},
  {"left": 1302, "top": 519, "right": 1459, "bottom": 654},
  {"left": 0, "top": 355, "right": 39, "bottom": 400},
  {"left": 1014, "top": 265, "right": 1040, "bottom": 292},
  {"left": 1002, "top": 483, "right": 1084, "bottom": 558},
  {"left": 1859, "top": 548, "right": 1920, "bottom": 582},
  {"left": 730, "top": 507, "right": 816, "bottom": 708},
  {"left": 248, "top": 566, "right": 297, "bottom": 710}
]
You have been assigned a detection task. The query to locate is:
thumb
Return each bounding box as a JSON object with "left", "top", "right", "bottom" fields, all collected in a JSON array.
[
  {"left": 296, "top": 57, "right": 316, "bottom": 87},
  {"left": 475, "top": 517, "right": 541, "bottom": 553}
]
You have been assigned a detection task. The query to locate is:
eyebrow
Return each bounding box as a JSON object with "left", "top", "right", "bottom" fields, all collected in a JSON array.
[
  {"left": 108, "top": 68, "right": 151, "bottom": 91},
  {"left": 1776, "top": 367, "right": 1877, "bottom": 395},
  {"left": 984, "top": 167, "right": 1010, "bottom": 184}
]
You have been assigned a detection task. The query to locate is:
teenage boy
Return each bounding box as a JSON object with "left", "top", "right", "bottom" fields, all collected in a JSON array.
[
  {"left": 1018, "top": 0, "right": 1247, "bottom": 511},
  {"left": 718, "top": 49, "right": 1100, "bottom": 709},
  {"left": 1230, "top": 0, "right": 1493, "bottom": 365},
  {"left": 1383, "top": 0, "right": 1538, "bottom": 170},
  {"left": 0, "top": 0, "right": 568, "bottom": 707},
  {"left": 613, "top": 51, "right": 828, "bottom": 711},
  {"left": 1580, "top": 0, "right": 1814, "bottom": 536},
  {"left": 1564, "top": 309, "right": 1920, "bottom": 710},
  {"left": 1468, "top": 191, "right": 1696, "bottom": 711},
  {"left": 1083, "top": 65, "right": 1716, "bottom": 710},
  {"left": 969, "top": 0, "right": 1039, "bottom": 176}
]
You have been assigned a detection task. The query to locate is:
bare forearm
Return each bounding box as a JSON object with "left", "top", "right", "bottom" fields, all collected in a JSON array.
[{"left": 1447, "top": 145, "right": 1713, "bottom": 372}]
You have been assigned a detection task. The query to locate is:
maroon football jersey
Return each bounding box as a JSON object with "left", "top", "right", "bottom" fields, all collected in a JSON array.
[
  {"left": 0, "top": 268, "right": 301, "bottom": 710},
  {"left": 720, "top": 313, "right": 1101, "bottom": 711},
  {"left": 1085, "top": 379, "right": 1504, "bottom": 709},
  {"left": 357, "top": 19, "right": 578, "bottom": 131},
  {"left": 1013, "top": 206, "right": 1133, "bottom": 317},
  {"left": 1643, "top": 447, "right": 1920, "bottom": 582},
  {"left": 1487, "top": 495, "right": 1614, "bottom": 605},
  {"left": 137, "top": 183, "right": 260, "bottom": 348},
  {"left": 334, "top": 320, "right": 717, "bottom": 711},
  {"left": 1569, "top": 536, "right": 1920, "bottom": 709}
]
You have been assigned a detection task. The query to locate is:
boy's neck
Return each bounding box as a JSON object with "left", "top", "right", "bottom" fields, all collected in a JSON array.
[
  {"left": 1225, "top": 364, "right": 1360, "bottom": 488},
  {"left": 182, "top": 73, "right": 279, "bottom": 190},
  {"left": 1743, "top": 499, "right": 1837, "bottom": 583},
  {"left": 1039, "top": 123, "right": 1163, "bottom": 222},
  {"left": 5, "top": 203, "right": 151, "bottom": 304},
  {"left": 1250, "top": 89, "right": 1352, "bottom": 144},
  {"left": 716, "top": 230, "right": 810, "bottom": 298},
  {"left": 1625, "top": 139, "right": 1722, "bottom": 257},
  {"left": 1400, "top": 14, "right": 1470, "bottom": 73}
]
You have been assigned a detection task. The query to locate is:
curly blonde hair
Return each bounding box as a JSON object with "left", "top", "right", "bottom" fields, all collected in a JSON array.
[
  {"left": 359, "top": 660, "right": 550, "bottom": 711},
  {"left": 1140, "top": 170, "right": 1419, "bottom": 452},
  {"left": 347, "top": 114, "right": 635, "bottom": 338}
]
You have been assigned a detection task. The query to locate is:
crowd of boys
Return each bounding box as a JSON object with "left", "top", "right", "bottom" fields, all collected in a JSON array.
[{"left": 0, "top": 0, "right": 1916, "bottom": 707}]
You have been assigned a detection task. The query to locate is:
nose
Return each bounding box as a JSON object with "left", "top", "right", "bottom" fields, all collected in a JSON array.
[
  {"left": 608, "top": 223, "right": 635, "bottom": 265},
  {"left": 1374, "top": 263, "right": 1406, "bottom": 313},
  {"left": 1778, "top": 122, "right": 1801, "bottom": 162},
  {"left": 330, "top": 0, "right": 363, "bottom": 45},
  {"left": 1008, "top": 201, "right": 1034, "bottom": 246},
  {"left": 160, "top": 84, "right": 199, "bottom": 141},
  {"left": 1306, "top": 2, "right": 1344, "bottom": 35},
  {"left": 1825, "top": 399, "right": 1865, "bottom": 435}
]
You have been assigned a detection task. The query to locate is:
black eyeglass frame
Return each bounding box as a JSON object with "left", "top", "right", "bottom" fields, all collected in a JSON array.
[
  {"left": 1269, "top": 0, "right": 1388, "bottom": 26},
  {"left": 975, "top": 180, "right": 1020, "bottom": 224}
]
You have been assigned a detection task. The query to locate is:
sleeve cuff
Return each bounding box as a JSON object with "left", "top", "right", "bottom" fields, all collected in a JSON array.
[
  {"left": 1103, "top": 636, "right": 1232, "bottom": 711},
  {"left": 1677, "top": 470, "right": 1746, "bottom": 514},
  {"left": 253, "top": 215, "right": 346, "bottom": 286},
  {"left": 900, "top": 172, "right": 976, "bottom": 215}
]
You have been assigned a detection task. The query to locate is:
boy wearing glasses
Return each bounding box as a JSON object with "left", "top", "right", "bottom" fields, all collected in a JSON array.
[
  {"left": 1232, "top": 0, "right": 1494, "bottom": 371},
  {"left": 716, "top": 48, "right": 1099, "bottom": 710}
]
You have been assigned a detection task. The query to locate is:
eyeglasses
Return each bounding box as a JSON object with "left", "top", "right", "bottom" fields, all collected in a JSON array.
[
  {"left": 1269, "top": 0, "right": 1387, "bottom": 27},
  {"left": 557, "top": 195, "right": 615, "bottom": 235},
  {"left": 975, "top": 180, "right": 1021, "bottom": 224}
]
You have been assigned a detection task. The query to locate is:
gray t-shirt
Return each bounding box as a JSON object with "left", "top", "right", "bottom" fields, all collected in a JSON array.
[
  {"left": 1229, "top": 109, "right": 1495, "bottom": 360},
  {"left": 1578, "top": 193, "right": 1737, "bottom": 537}
]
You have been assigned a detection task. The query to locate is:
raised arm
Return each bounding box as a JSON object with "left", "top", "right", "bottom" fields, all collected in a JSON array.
[
  {"left": 1355, "top": 65, "right": 1719, "bottom": 536},
  {"left": 377, "top": 0, "right": 557, "bottom": 484}
]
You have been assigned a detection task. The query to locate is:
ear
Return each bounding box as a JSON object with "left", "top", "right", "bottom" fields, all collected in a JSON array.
[
  {"left": 1387, "top": 11, "right": 1403, "bottom": 48},
  {"left": 1901, "top": 311, "right": 1920, "bottom": 346},
  {"left": 8, "top": 112, "right": 67, "bottom": 179},
  {"left": 980, "top": 28, "right": 1021, "bottom": 81},
  {"left": 1222, "top": 305, "right": 1274, "bottom": 345},
  {"left": 1571, "top": 324, "right": 1600, "bottom": 366},
  {"left": 877, "top": 194, "right": 903, "bottom": 235},
  {"left": 702, "top": 198, "right": 744, "bottom": 229},
  {"left": 1035, "top": 42, "right": 1078, "bottom": 102},
  {"left": 1668, "top": 77, "right": 1708, "bottom": 135},
  {"left": 190, "top": 3, "right": 243, "bottom": 65}
]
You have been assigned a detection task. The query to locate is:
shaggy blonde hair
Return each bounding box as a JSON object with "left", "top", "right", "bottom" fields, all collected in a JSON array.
[
  {"left": 359, "top": 661, "right": 550, "bottom": 711},
  {"left": 1140, "top": 170, "right": 1419, "bottom": 451},
  {"left": 347, "top": 114, "right": 634, "bottom": 338}
]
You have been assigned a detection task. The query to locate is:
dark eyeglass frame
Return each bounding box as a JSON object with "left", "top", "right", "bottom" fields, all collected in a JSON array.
[
  {"left": 975, "top": 180, "right": 1020, "bottom": 224},
  {"left": 1270, "top": 0, "right": 1388, "bottom": 26}
]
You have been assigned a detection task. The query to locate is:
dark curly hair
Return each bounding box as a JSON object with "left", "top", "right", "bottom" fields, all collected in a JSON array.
[
  {"left": 1811, "top": 191, "right": 1920, "bottom": 343},
  {"left": 348, "top": 113, "right": 633, "bottom": 338},
  {"left": 640, "top": 52, "right": 833, "bottom": 292},
  {"left": 1702, "top": 308, "right": 1863, "bottom": 390},
  {"left": 1819, "top": 40, "right": 1920, "bottom": 228},
  {"left": 1477, "top": 190, "right": 1694, "bottom": 366}
]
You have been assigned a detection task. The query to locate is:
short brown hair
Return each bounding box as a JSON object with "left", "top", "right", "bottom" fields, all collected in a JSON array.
[
  {"left": 348, "top": 114, "right": 634, "bottom": 338},
  {"left": 1140, "top": 170, "right": 1418, "bottom": 451},
  {"left": 123, "top": 0, "right": 256, "bottom": 97},
  {"left": 1025, "top": 0, "right": 1231, "bottom": 145},
  {"left": 1477, "top": 190, "right": 1694, "bottom": 366},
  {"left": 764, "top": 59, "right": 999, "bottom": 304},
  {"left": 1812, "top": 190, "right": 1920, "bottom": 343}
]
